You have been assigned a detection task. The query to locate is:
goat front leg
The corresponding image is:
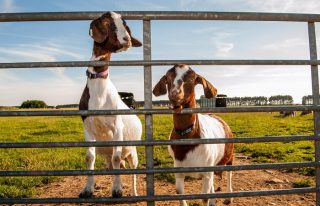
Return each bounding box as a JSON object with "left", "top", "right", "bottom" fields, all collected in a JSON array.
[
  {"left": 175, "top": 173, "right": 187, "bottom": 206},
  {"left": 223, "top": 170, "right": 233, "bottom": 205},
  {"left": 79, "top": 130, "right": 96, "bottom": 198},
  {"left": 202, "top": 172, "right": 216, "bottom": 206},
  {"left": 127, "top": 147, "right": 139, "bottom": 196},
  {"left": 111, "top": 116, "right": 124, "bottom": 198}
]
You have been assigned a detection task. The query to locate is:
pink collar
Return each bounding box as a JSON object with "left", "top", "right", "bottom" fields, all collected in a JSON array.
[{"left": 86, "top": 69, "right": 109, "bottom": 79}]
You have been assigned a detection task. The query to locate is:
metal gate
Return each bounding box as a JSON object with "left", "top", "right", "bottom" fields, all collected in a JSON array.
[{"left": 0, "top": 11, "right": 320, "bottom": 205}]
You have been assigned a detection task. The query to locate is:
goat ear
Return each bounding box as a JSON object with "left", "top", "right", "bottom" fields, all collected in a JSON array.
[
  {"left": 153, "top": 75, "right": 167, "bottom": 96},
  {"left": 196, "top": 75, "right": 217, "bottom": 98},
  {"left": 131, "top": 37, "right": 142, "bottom": 47},
  {"left": 89, "top": 18, "right": 108, "bottom": 43},
  {"left": 125, "top": 25, "right": 142, "bottom": 47}
]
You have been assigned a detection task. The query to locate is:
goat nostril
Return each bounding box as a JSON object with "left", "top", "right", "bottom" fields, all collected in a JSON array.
[{"left": 123, "top": 37, "right": 129, "bottom": 41}]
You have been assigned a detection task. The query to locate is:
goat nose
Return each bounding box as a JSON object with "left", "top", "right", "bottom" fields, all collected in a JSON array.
[
  {"left": 171, "top": 89, "right": 181, "bottom": 96},
  {"left": 123, "top": 37, "right": 129, "bottom": 41}
]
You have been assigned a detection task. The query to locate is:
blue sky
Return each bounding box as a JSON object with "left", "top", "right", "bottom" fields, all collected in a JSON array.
[{"left": 0, "top": 0, "right": 319, "bottom": 106}]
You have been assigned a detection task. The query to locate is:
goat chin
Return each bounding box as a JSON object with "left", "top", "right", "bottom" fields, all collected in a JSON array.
[{"left": 169, "top": 104, "right": 183, "bottom": 113}]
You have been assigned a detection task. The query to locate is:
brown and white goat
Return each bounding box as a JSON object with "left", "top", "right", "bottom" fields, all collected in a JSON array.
[
  {"left": 79, "top": 12, "right": 142, "bottom": 198},
  {"left": 153, "top": 64, "right": 234, "bottom": 206}
]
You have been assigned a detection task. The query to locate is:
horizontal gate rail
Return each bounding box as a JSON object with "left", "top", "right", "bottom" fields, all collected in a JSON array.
[
  {"left": 0, "top": 106, "right": 318, "bottom": 116},
  {"left": 0, "top": 188, "right": 317, "bottom": 205},
  {"left": 1, "top": 162, "right": 318, "bottom": 177},
  {"left": 1, "top": 11, "right": 320, "bottom": 22},
  {"left": 0, "top": 135, "right": 317, "bottom": 148},
  {"left": 0, "top": 60, "right": 320, "bottom": 69}
]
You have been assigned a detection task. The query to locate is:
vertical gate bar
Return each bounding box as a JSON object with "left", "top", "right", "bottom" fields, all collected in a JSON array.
[
  {"left": 143, "top": 19, "right": 155, "bottom": 206},
  {"left": 308, "top": 22, "right": 320, "bottom": 206}
]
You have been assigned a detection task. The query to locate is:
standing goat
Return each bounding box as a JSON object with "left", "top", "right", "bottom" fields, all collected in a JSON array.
[
  {"left": 79, "top": 12, "right": 142, "bottom": 198},
  {"left": 153, "top": 64, "right": 234, "bottom": 206}
]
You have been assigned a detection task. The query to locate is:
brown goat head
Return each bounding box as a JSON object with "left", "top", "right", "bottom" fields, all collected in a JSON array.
[
  {"left": 89, "top": 12, "right": 142, "bottom": 53},
  {"left": 153, "top": 64, "right": 217, "bottom": 111}
]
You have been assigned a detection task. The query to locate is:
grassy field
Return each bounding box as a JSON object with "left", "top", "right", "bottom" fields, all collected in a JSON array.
[{"left": 0, "top": 111, "right": 315, "bottom": 198}]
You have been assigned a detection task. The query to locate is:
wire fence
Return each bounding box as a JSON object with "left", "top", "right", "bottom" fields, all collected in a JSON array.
[{"left": 0, "top": 11, "right": 319, "bottom": 205}]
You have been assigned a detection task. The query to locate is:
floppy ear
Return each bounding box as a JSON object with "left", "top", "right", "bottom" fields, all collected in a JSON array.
[
  {"left": 196, "top": 75, "right": 217, "bottom": 98},
  {"left": 125, "top": 25, "right": 142, "bottom": 47},
  {"left": 153, "top": 75, "right": 167, "bottom": 96},
  {"left": 131, "top": 37, "right": 142, "bottom": 47},
  {"left": 89, "top": 18, "right": 108, "bottom": 43}
]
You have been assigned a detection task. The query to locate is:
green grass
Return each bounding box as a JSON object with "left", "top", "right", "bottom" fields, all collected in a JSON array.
[
  {"left": 292, "top": 179, "right": 314, "bottom": 188},
  {"left": 0, "top": 112, "right": 315, "bottom": 197}
]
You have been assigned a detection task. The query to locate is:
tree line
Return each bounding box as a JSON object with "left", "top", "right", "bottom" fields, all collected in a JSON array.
[
  {"left": 302, "top": 95, "right": 313, "bottom": 105},
  {"left": 227, "top": 95, "right": 297, "bottom": 106},
  {"left": 18, "top": 95, "right": 315, "bottom": 109}
]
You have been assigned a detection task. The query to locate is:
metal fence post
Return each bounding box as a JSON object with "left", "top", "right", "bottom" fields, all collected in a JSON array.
[
  {"left": 143, "top": 19, "right": 155, "bottom": 206},
  {"left": 308, "top": 22, "right": 320, "bottom": 206}
]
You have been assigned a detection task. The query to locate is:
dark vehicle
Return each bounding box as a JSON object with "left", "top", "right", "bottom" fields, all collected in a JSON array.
[
  {"left": 216, "top": 94, "right": 227, "bottom": 107},
  {"left": 119, "top": 92, "right": 136, "bottom": 109}
]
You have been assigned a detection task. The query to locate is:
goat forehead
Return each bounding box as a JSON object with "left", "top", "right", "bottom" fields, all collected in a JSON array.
[
  {"left": 110, "top": 11, "right": 130, "bottom": 44},
  {"left": 173, "top": 65, "right": 190, "bottom": 87}
]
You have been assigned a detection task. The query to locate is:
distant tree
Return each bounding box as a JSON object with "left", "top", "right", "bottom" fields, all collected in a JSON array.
[
  {"left": 269, "top": 95, "right": 293, "bottom": 105},
  {"left": 227, "top": 96, "right": 268, "bottom": 106},
  {"left": 20, "top": 100, "right": 48, "bottom": 108},
  {"left": 302, "top": 95, "right": 313, "bottom": 105},
  {"left": 56, "top": 104, "right": 79, "bottom": 109}
]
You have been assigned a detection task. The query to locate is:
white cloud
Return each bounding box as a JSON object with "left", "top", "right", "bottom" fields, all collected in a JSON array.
[
  {"left": 214, "top": 42, "right": 234, "bottom": 57},
  {"left": 246, "top": 0, "right": 320, "bottom": 13},
  {"left": 179, "top": 0, "right": 197, "bottom": 9},
  {"left": 0, "top": 40, "right": 87, "bottom": 106},
  {"left": 178, "top": 0, "right": 320, "bottom": 13},
  {"left": 0, "top": 47, "right": 56, "bottom": 62},
  {"left": 0, "top": 41, "right": 85, "bottom": 62},
  {"left": 209, "top": 31, "right": 235, "bottom": 58},
  {"left": 0, "top": 77, "right": 84, "bottom": 106},
  {"left": 0, "top": 0, "right": 18, "bottom": 12},
  {"left": 0, "top": 67, "right": 85, "bottom": 106},
  {"left": 261, "top": 38, "right": 307, "bottom": 51}
]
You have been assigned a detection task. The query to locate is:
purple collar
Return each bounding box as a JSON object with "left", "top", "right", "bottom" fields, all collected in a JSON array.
[{"left": 86, "top": 69, "right": 109, "bottom": 79}]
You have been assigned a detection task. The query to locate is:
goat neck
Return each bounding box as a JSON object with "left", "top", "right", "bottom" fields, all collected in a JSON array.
[
  {"left": 172, "top": 97, "right": 197, "bottom": 132},
  {"left": 91, "top": 43, "right": 112, "bottom": 73}
]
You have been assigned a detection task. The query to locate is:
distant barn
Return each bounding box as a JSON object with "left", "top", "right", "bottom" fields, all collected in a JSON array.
[{"left": 216, "top": 94, "right": 227, "bottom": 107}]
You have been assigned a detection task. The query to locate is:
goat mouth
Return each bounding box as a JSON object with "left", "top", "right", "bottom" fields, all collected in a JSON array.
[
  {"left": 116, "top": 43, "right": 132, "bottom": 53},
  {"left": 116, "top": 46, "right": 129, "bottom": 53},
  {"left": 169, "top": 104, "right": 182, "bottom": 112}
]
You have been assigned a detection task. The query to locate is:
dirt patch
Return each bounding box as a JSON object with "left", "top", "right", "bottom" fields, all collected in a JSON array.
[{"left": 34, "top": 156, "right": 315, "bottom": 206}]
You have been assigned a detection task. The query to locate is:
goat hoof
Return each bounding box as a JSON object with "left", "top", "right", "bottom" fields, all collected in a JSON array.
[
  {"left": 79, "top": 190, "right": 93, "bottom": 198},
  {"left": 112, "top": 189, "right": 123, "bottom": 198},
  {"left": 223, "top": 198, "right": 232, "bottom": 205},
  {"left": 208, "top": 199, "right": 217, "bottom": 206},
  {"left": 215, "top": 186, "right": 222, "bottom": 192}
]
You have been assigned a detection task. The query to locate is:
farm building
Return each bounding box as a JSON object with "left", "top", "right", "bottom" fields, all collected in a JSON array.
[{"left": 199, "top": 94, "right": 227, "bottom": 108}]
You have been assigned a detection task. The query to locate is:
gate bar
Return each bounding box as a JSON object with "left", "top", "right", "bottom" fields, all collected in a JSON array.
[
  {"left": 0, "top": 60, "right": 319, "bottom": 69},
  {"left": 0, "top": 188, "right": 317, "bottom": 205},
  {"left": 0, "top": 135, "right": 316, "bottom": 148},
  {"left": 0, "top": 106, "right": 318, "bottom": 116},
  {"left": 1, "top": 162, "right": 318, "bottom": 176},
  {"left": 1, "top": 11, "right": 320, "bottom": 22}
]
